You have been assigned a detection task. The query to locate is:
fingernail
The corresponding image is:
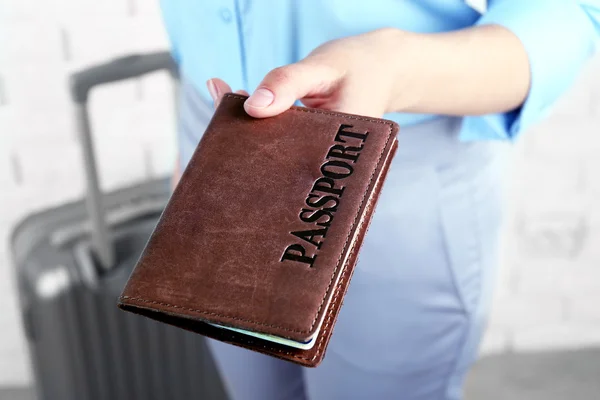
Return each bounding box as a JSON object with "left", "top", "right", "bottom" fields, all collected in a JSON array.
[
  {"left": 207, "top": 79, "right": 218, "bottom": 102},
  {"left": 246, "top": 88, "right": 274, "bottom": 108}
]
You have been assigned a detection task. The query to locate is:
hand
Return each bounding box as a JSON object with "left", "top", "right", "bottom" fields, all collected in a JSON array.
[
  {"left": 171, "top": 154, "right": 180, "bottom": 192},
  {"left": 207, "top": 25, "right": 530, "bottom": 119},
  {"left": 207, "top": 29, "right": 407, "bottom": 119}
]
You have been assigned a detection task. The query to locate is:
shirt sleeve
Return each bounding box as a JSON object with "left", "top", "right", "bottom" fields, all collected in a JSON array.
[{"left": 459, "top": 0, "right": 600, "bottom": 141}]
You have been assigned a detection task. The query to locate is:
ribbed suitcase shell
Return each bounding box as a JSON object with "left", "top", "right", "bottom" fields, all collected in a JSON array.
[{"left": 11, "top": 180, "right": 227, "bottom": 400}]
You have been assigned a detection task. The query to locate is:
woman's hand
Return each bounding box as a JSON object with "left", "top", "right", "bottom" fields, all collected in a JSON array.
[
  {"left": 208, "top": 28, "right": 407, "bottom": 118},
  {"left": 208, "top": 25, "right": 530, "bottom": 119}
]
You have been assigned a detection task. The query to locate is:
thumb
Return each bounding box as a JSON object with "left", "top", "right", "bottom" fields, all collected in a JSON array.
[{"left": 244, "top": 62, "right": 341, "bottom": 118}]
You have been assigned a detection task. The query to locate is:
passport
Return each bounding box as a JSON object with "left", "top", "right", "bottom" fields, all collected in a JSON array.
[{"left": 118, "top": 93, "right": 399, "bottom": 367}]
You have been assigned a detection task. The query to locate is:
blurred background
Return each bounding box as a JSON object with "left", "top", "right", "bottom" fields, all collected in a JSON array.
[{"left": 1, "top": 1, "right": 600, "bottom": 399}]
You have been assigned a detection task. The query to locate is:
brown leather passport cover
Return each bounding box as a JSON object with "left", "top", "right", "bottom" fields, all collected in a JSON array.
[{"left": 118, "top": 93, "right": 399, "bottom": 367}]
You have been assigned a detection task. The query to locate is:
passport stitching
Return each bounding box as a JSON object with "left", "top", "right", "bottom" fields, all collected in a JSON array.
[{"left": 120, "top": 93, "right": 396, "bottom": 337}]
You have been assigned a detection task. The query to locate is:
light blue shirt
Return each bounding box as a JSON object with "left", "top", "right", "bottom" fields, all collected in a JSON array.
[{"left": 160, "top": 0, "right": 600, "bottom": 141}]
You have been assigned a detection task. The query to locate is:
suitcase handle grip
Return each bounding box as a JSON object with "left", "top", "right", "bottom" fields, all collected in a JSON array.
[
  {"left": 69, "top": 52, "right": 179, "bottom": 103},
  {"left": 70, "top": 51, "right": 178, "bottom": 271}
]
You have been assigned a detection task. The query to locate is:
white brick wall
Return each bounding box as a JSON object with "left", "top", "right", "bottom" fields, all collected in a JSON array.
[
  {"left": 489, "top": 56, "right": 600, "bottom": 356},
  {"left": 1, "top": 0, "right": 600, "bottom": 387},
  {"left": 0, "top": 0, "right": 176, "bottom": 385}
]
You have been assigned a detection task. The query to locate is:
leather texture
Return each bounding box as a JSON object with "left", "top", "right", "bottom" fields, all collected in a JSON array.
[{"left": 118, "top": 93, "right": 399, "bottom": 367}]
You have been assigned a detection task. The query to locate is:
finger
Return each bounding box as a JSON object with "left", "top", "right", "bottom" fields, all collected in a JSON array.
[
  {"left": 207, "top": 78, "right": 233, "bottom": 107},
  {"left": 244, "top": 62, "right": 342, "bottom": 118},
  {"left": 235, "top": 89, "right": 250, "bottom": 96},
  {"left": 171, "top": 154, "right": 180, "bottom": 192},
  {"left": 300, "top": 96, "right": 334, "bottom": 110}
]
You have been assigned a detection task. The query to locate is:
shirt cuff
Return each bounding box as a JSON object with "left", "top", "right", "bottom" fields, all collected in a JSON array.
[{"left": 460, "top": 0, "right": 599, "bottom": 141}]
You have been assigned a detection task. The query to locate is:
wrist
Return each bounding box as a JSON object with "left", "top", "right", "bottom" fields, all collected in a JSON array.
[{"left": 376, "top": 28, "right": 427, "bottom": 114}]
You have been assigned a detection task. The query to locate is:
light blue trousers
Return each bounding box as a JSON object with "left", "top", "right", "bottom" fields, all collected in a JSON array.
[{"left": 177, "top": 80, "right": 512, "bottom": 400}]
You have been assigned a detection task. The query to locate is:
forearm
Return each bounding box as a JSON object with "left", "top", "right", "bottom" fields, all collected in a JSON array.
[{"left": 388, "top": 25, "right": 531, "bottom": 116}]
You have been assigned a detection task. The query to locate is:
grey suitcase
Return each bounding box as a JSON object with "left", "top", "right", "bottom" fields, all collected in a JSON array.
[{"left": 10, "top": 52, "right": 228, "bottom": 400}]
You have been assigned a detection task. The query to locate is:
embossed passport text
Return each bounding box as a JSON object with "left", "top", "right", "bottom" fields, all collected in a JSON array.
[{"left": 118, "top": 93, "right": 399, "bottom": 367}]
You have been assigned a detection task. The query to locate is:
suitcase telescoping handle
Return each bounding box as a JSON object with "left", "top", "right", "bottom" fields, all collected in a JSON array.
[{"left": 69, "top": 52, "right": 179, "bottom": 271}]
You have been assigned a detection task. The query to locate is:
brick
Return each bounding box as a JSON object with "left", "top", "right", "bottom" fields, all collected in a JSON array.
[
  {"left": 15, "top": 141, "right": 84, "bottom": 189},
  {"left": 63, "top": 19, "right": 138, "bottom": 70},
  {"left": 0, "top": 0, "right": 127, "bottom": 22},
  {"left": 1, "top": 184, "right": 84, "bottom": 228},
  {"left": 478, "top": 329, "right": 510, "bottom": 356},
  {"left": 584, "top": 157, "right": 600, "bottom": 199},
  {"left": 512, "top": 259, "right": 573, "bottom": 295},
  {"left": 0, "top": 139, "right": 15, "bottom": 188},
  {"left": 586, "top": 54, "right": 600, "bottom": 115},
  {"left": 3, "top": 1, "right": 130, "bottom": 24},
  {"left": 573, "top": 225, "right": 600, "bottom": 261},
  {"left": 510, "top": 163, "right": 591, "bottom": 260},
  {"left": 487, "top": 293, "right": 564, "bottom": 332},
  {"left": 133, "top": 73, "right": 178, "bottom": 134},
  {"left": 560, "top": 263, "right": 600, "bottom": 297},
  {"left": 133, "top": 0, "right": 163, "bottom": 17},
  {"left": 87, "top": 74, "right": 174, "bottom": 129},
  {"left": 0, "top": 228, "right": 31, "bottom": 386},
  {"left": 567, "top": 292, "right": 600, "bottom": 324},
  {"left": 131, "top": 14, "right": 170, "bottom": 52},
  {"left": 129, "top": 102, "right": 177, "bottom": 140},
  {"left": 2, "top": 63, "right": 70, "bottom": 112},
  {"left": 0, "top": 344, "right": 32, "bottom": 386},
  {"left": 94, "top": 139, "right": 147, "bottom": 191},
  {"left": 550, "top": 72, "right": 594, "bottom": 117},
  {"left": 548, "top": 52, "right": 599, "bottom": 118},
  {"left": 0, "top": 154, "right": 88, "bottom": 226},
  {"left": 139, "top": 71, "right": 176, "bottom": 105},
  {"left": 0, "top": 264, "right": 14, "bottom": 297},
  {"left": 0, "top": 227, "right": 13, "bottom": 289},
  {"left": 88, "top": 80, "right": 138, "bottom": 137},
  {"left": 526, "top": 116, "right": 600, "bottom": 159},
  {"left": 0, "top": 276, "right": 31, "bottom": 386},
  {"left": 0, "top": 0, "right": 54, "bottom": 21},
  {"left": 510, "top": 157, "right": 584, "bottom": 200},
  {"left": 50, "top": 0, "right": 129, "bottom": 21},
  {"left": 0, "top": 22, "right": 64, "bottom": 63},
  {"left": 89, "top": 79, "right": 138, "bottom": 106},
  {"left": 0, "top": 279, "right": 21, "bottom": 326},
  {"left": 513, "top": 212, "right": 588, "bottom": 260},
  {"left": 0, "top": 320, "right": 31, "bottom": 385},
  {"left": 0, "top": 105, "right": 75, "bottom": 146},
  {"left": 585, "top": 52, "right": 600, "bottom": 73},
  {"left": 86, "top": 72, "right": 178, "bottom": 179},
  {"left": 492, "top": 252, "right": 519, "bottom": 299},
  {"left": 512, "top": 324, "right": 600, "bottom": 352},
  {"left": 509, "top": 156, "right": 591, "bottom": 221},
  {"left": 87, "top": 83, "right": 171, "bottom": 144},
  {"left": 145, "top": 136, "right": 177, "bottom": 178}
]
